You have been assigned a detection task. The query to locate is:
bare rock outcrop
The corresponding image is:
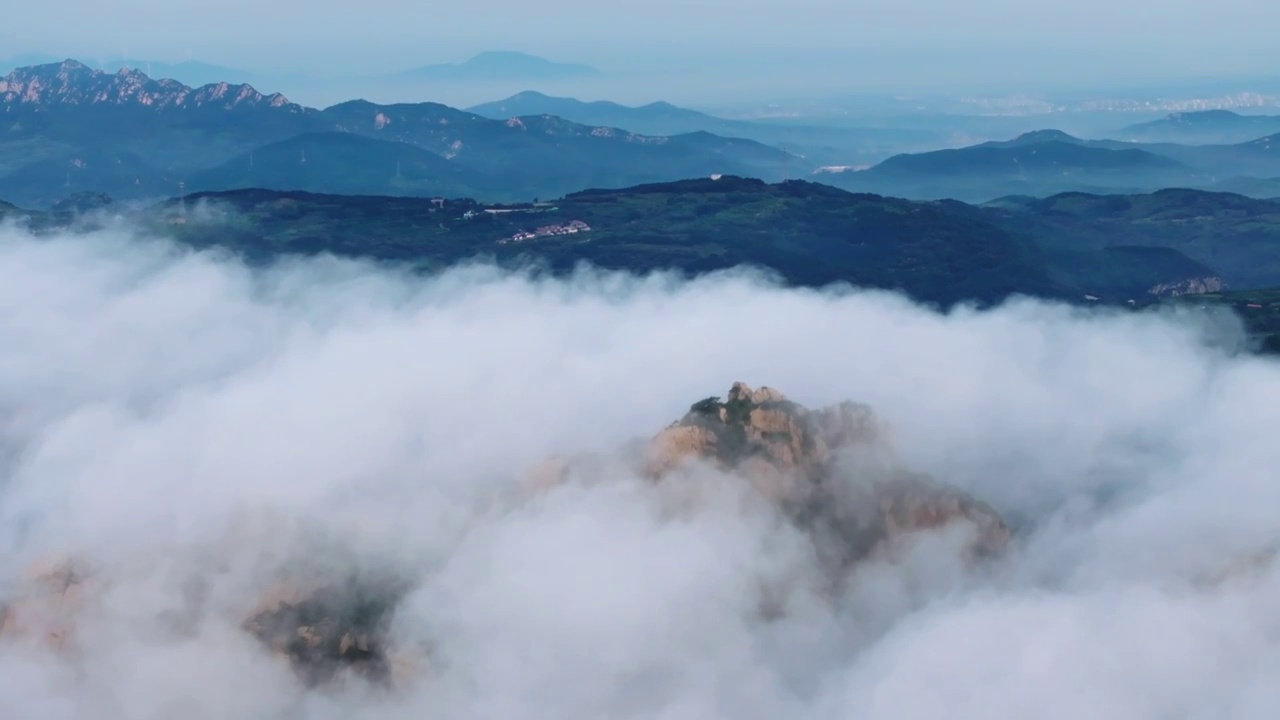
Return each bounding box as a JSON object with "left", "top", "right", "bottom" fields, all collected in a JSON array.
[
  {"left": 529, "top": 382, "right": 1009, "bottom": 575},
  {"left": 242, "top": 574, "right": 409, "bottom": 687},
  {"left": 0, "top": 558, "right": 410, "bottom": 688},
  {"left": 645, "top": 382, "right": 1009, "bottom": 570},
  {"left": 645, "top": 381, "right": 888, "bottom": 480}
]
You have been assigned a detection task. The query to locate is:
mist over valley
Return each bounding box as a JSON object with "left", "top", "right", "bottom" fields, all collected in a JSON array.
[{"left": 4, "top": 8, "right": 1280, "bottom": 717}]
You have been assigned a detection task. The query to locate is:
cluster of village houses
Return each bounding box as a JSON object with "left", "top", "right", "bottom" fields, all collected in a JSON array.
[{"left": 498, "top": 220, "right": 591, "bottom": 244}]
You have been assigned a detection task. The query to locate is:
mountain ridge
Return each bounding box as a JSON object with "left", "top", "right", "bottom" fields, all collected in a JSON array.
[
  {"left": 464, "top": 90, "right": 930, "bottom": 167},
  {"left": 6, "top": 178, "right": 1257, "bottom": 308},
  {"left": 822, "top": 127, "right": 1280, "bottom": 202},
  {"left": 467, "top": 90, "right": 724, "bottom": 128},
  {"left": 0, "top": 61, "right": 797, "bottom": 206},
  {"left": 0, "top": 60, "right": 300, "bottom": 112},
  {"left": 1119, "top": 110, "right": 1280, "bottom": 144}
]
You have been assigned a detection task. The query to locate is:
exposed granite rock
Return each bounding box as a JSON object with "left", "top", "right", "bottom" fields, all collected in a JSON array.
[
  {"left": 647, "top": 382, "right": 1009, "bottom": 570},
  {"left": 0, "top": 60, "right": 304, "bottom": 112},
  {"left": 242, "top": 575, "right": 408, "bottom": 687},
  {"left": 526, "top": 382, "right": 1009, "bottom": 577}
]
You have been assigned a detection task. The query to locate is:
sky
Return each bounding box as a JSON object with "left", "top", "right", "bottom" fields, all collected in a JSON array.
[
  {"left": 2, "top": 215, "right": 1280, "bottom": 718},
  {"left": 1, "top": 0, "right": 1278, "bottom": 95}
]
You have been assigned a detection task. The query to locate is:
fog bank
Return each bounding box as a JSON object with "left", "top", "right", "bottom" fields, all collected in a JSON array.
[{"left": 0, "top": 223, "right": 1277, "bottom": 719}]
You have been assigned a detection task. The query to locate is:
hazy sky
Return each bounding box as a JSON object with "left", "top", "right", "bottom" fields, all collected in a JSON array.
[{"left": 2, "top": 0, "right": 1278, "bottom": 85}]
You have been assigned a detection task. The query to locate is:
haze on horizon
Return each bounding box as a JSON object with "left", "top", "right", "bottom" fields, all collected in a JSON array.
[{"left": 3, "top": 0, "right": 1278, "bottom": 105}]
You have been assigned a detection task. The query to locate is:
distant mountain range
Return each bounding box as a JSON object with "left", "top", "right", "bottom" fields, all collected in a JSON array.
[
  {"left": 2, "top": 51, "right": 596, "bottom": 87},
  {"left": 465, "top": 96, "right": 1280, "bottom": 202},
  {"left": 823, "top": 128, "right": 1280, "bottom": 202},
  {"left": 0, "top": 60, "right": 296, "bottom": 112},
  {"left": 468, "top": 90, "right": 725, "bottom": 134},
  {"left": 0, "top": 53, "right": 252, "bottom": 87},
  {"left": 1118, "top": 110, "right": 1280, "bottom": 144},
  {"left": 7, "top": 59, "right": 1280, "bottom": 211},
  {"left": 466, "top": 90, "right": 941, "bottom": 165},
  {"left": 395, "top": 52, "right": 599, "bottom": 81},
  {"left": 0, "top": 60, "right": 795, "bottom": 207}
]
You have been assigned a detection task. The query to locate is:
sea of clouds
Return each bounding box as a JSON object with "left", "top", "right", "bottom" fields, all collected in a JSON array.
[{"left": 1, "top": 219, "right": 1278, "bottom": 719}]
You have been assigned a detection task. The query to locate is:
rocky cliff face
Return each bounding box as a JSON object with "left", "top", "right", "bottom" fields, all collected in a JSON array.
[
  {"left": 644, "top": 382, "right": 1010, "bottom": 570},
  {"left": 241, "top": 574, "right": 412, "bottom": 686},
  {"left": 0, "top": 60, "right": 305, "bottom": 113},
  {"left": 530, "top": 382, "right": 1010, "bottom": 581},
  {"left": 645, "top": 382, "right": 886, "bottom": 480}
]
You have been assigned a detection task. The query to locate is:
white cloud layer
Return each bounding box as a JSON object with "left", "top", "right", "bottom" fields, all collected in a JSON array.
[{"left": 0, "top": 221, "right": 1278, "bottom": 719}]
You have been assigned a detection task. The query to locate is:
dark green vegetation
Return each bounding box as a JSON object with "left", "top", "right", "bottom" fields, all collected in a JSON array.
[
  {"left": 0, "top": 147, "right": 179, "bottom": 209},
  {"left": 139, "top": 177, "right": 1063, "bottom": 307},
  {"left": 31, "top": 177, "right": 1251, "bottom": 310},
  {"left": 189, "top": 132, "right": 483, "bottom": 198},
  {"left": 1159, "top": 287, "right": 1280, "bottom": 354},
  {"left": 0, "top": 61, "right": 795, "bottom": 208},
  {"left": 10, "top": 177, "right": 1280, "bottom": 330},
  {"left": 985, "top": 190, "right": 1280, "bottom": 289}
]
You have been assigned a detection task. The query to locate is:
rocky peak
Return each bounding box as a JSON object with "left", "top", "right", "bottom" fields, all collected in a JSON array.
[
  {"left": 531, "top": 383, "right": 1010, "bottom": 578},
  {"left": 241, "top": 573, "right": 411, "bottom": 686},
  {"left": 645, "top": 381, "right": 889, "bottom": 480},
  {"left": 643, "top": 383, "right": 1010, "bottom": 571},
  {"left": 0, "top": 61, "right": 304, "bottom": 113}
]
